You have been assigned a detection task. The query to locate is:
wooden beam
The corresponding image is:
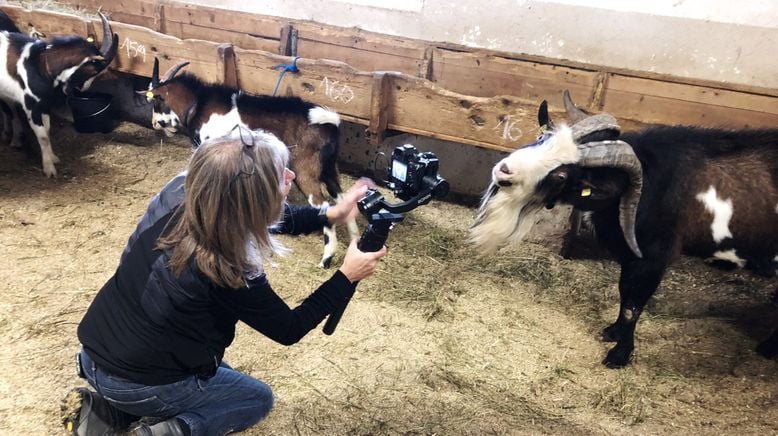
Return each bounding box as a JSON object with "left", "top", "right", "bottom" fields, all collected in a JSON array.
[
  {"left": 108, "top": 20, "right": 223, "bottom": 83},
  {"left": 603, "top": 74, "right": 778, "bottom": 128},
  {"left": 430, "top": 48, "right": 599, "bottom": 107}
]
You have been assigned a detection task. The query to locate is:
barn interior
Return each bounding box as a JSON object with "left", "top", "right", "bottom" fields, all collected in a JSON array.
[{"left": 0, "top": 1, "right": 776, "bottom": 434}]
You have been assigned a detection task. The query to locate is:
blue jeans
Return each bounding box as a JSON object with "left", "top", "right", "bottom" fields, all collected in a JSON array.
[{"left": 79, "top": 349, "right": 274, "bottom": 435}]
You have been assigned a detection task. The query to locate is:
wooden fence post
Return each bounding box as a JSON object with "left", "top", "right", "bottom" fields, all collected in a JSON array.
[
  {"left": 218, "top": 44, "right": 239, "bottom": 88},
  {"left": 155, "top": 0, "right": 166, "bottom": 34},
  {"left": 366, "top": 72, "right": 393, "bottom": 144},
  {"left": 279, "top": 24, "right": 298, "bottom": 57}
]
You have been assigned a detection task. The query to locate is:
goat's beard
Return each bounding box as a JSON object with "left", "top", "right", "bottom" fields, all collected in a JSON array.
[{"left": 469, "top": 183, "right": 544, "bottom": 254}]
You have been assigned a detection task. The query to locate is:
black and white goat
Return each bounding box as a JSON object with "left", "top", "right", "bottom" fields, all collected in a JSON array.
[
  {"left": 145, "top": 59, "right": 356, "bottom": 268},
  {"left": 0, "top": 12, "right": 117, "bottom": 177},
  {"left": 470, "top": 91, "right": 778, "bottom": 368}
]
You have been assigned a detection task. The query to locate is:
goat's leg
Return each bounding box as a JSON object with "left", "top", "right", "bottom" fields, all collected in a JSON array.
[
  {"left": 309, "top": 193, "right": 337, "bottom": 269},
  {"left": 0, "top": 101, "right": 13, "bottom": 144},
  {"left": 337, "top": 193, "right": 360, "bottom": 239},
  {"left": 602, "top": 257, "right": 667, "bottom": 368},
  {"left": 25, "top": 108, "right": 58, "bottom": 177},
  {"left": 9, "top": 103, "right": 24, "bottom": 149},
  {"left": 296, "top": 172, "right": 337, "bottom": 268},
  {"left": 322, "top": 168, "right": 359, "bottom": 239}
]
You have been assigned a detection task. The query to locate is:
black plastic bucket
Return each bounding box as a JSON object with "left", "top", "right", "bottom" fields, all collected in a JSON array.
[{"left": 67, "top": 91, "right": 117, "bottom": 134}]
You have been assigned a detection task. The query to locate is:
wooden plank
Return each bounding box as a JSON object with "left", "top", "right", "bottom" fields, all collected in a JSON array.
[
  {"left": 55, "top": 0, "right": 161, "bottom": 29},
  {"left": 162, "top": 2, "right": 282, "bottom": 39},
  {"left": 431, "top": 48, "right": 599, "bottom": 106},
  {"left": 164, "top": 22, "right": 278, "bottom": 52},
  {"left": 433, "top": 41, "right": 778, "bottom": 99},
  {"left": 390, "top": 75, "right": 541, "bottom": 151},
  {"left": 0, "top": 5, "right": 89, "bottom": 37},
  {"left": 295, "top": 23, "right": 427, "bottom": 75},
  {"left": 604, "top": 75, "right": 778, "bottom": 128},
  {"left": 105, "top": 21, "right": 223, "bottom": 84},
  {"left": 234, "top": 47, "right": 374, "bottom": 119}
]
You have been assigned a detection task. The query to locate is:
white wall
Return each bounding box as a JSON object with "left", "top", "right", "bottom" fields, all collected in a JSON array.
[{"left": 184, "top": 0, "right": 778, "bottom": 89}]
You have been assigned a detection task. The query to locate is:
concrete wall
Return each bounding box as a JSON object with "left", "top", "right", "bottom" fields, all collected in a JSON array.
[{"left": 184, "top": 0, "right": 778, "bottom": 89}]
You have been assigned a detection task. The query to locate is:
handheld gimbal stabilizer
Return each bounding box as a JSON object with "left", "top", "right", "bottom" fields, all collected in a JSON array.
[{"left": 322, "top": 144, "right": 449, "bottom": 335}]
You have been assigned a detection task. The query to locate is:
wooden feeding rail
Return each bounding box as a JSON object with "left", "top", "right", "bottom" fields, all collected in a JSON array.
[{"left": 4, "top": 1, "right": 778, "bottom": 151}]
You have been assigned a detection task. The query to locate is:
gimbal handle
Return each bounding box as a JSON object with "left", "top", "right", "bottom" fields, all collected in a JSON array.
[{"left": 322, "top": 211, "right": 403, "bottom": 335}]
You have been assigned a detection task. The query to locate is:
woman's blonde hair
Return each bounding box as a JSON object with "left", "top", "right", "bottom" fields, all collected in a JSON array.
[{"left": 158, "top": 127, "right": 290, "bottom": 289}]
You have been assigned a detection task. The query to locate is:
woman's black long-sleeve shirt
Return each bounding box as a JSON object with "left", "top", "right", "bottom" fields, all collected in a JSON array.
[{"left": 77, "top": 173, "right": 355, "bottom": 386}]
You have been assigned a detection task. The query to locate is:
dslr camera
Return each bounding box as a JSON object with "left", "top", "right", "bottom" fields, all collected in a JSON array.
[{"left": 387, "top": 144, "right": 449, "bottom": 201}]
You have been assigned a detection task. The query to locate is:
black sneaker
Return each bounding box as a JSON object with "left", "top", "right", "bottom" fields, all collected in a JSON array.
[
  {"left": 125, "top": 417, "right": 186, "bottom": 436},
  {"left": 61, "top": 387, "right": 116, "bottom": 435}
]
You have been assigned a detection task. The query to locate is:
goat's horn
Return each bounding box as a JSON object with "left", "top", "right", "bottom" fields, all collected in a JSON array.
[
  {"left": 578, "top": 141, "right": 644, "bottom": 258},
  {"left": 97, "top": 12, "right": 117, "bottom": 64},
  {"left": 151, "top": 57, "right": 160, "bottom": 88},
  {"left": 563, "top": 90, "right": 589, "bottom": 124},
  {"left": 162, "top": 61, "right": 191, "bottom": 82}
]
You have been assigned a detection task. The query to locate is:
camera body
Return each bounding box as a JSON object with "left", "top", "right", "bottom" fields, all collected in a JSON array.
[{"left": 388, "top": 144, "right": 448, "bottom": 201}]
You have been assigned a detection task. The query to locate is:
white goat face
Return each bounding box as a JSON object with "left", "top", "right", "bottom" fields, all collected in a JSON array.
[
  {"left": 469, "top": 125, "right": 580, "bottom": 253},
  {"left": 151, "top": 104, "right": 181, "bottom": 137}
]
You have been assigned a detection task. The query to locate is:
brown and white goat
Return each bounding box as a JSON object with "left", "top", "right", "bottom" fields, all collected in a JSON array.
[
  {"left": 145, "top": 59, "right": 357, "bottom": 268},
  {"left": 470, "top": 91, "right": 778, "bottom": 368},
  {"left": 0, "top": 12, "right": 117, "bottom": 177}
]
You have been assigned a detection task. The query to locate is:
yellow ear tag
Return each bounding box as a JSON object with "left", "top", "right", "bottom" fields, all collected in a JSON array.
[
  {"left": 66, "top": 421, "right": 73, "bottom": 432},
  {"left": 146, "top": 91, "right": 154, "bottom": 102},
  {"left": 581, "top": 187, "right": 592, "bottom": 197},
  {"left": 86, "top": 36, "right": 94, "bottom": 43}
]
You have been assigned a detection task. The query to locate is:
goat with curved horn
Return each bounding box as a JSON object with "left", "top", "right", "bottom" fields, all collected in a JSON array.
[
  {"left": 97, "top": 12, "right": 118, "bottom": 65},
  {"left": 472, "top": 89, "right": 778, "bottom": 369}
]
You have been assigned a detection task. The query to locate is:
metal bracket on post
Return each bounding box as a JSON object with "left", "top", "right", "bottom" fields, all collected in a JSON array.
[
  {"left": 279, "top": 24, "right": 298, "bottom": 57},
  {"left": 218, "top": 44, "right": 239, "bottom": 88},
  {"left": 366, "top": 72, "right": 393, "bottom": 145}
]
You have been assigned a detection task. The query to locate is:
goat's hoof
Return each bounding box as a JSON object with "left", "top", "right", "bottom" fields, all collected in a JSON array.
[
  {"left": 601, "top": 324, "right": 623, "bottom": 342},
  {"left": 319, "top": 257, "right": 333, "bottom": 269},
  {"left": 602, "top": 344, "right": 633, "bottom": 368},
  {"left": 43, "top": 165, "right": 57, "bottom": 178},
  {"left": 9, "top": 139, "right": 22, "bottom": 149}
]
